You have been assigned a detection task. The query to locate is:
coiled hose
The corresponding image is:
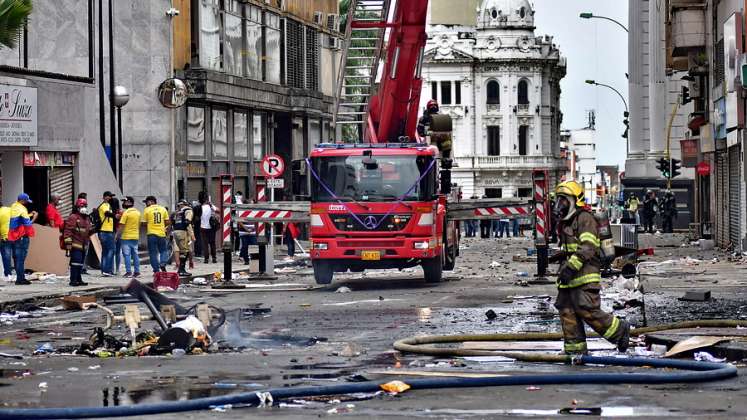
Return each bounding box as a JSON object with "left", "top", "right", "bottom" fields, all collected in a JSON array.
[{"left": 0, "top": 319, "right": 741, "bottom": 419}]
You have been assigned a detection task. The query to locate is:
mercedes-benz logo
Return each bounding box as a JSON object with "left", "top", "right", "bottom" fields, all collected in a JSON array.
[{"left": 363, "top": 216, "right": 377, "bottom": 229}]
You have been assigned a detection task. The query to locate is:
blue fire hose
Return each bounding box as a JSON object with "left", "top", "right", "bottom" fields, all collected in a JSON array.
[{"left": 0, "top": 355, "right": 736, "bottom": 419}]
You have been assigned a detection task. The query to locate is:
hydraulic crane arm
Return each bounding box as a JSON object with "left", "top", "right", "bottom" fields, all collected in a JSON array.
[{"left": 364, "top": 0, "right": 429, "bottom": 143}]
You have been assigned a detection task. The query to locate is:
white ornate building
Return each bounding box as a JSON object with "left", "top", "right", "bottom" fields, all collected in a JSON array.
[{"left": 421, "top": 0, "right": 567, "bottom": 198}]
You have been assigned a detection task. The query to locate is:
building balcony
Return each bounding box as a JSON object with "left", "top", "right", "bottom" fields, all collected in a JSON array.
[
  {"left": 669, "top": 5, "right": 706, "bottom": 58},
  {"left": 455, "top": 155, "right": 562, "bottom": 170},
  {"left": 515, "top": 103, "right": 531, "bottom": 114}
]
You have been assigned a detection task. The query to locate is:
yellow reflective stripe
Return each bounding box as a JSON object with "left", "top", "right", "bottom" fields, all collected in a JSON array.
[
  {"left": 579, "top": 232, "right": 600, "bottom": 247},
  {"left": 557, "top": 272, "right": 601, "bottom": 288},
  {"left": 562, "top": 243, "right": 579, "bottom": 252},
  {"left": 564, "top": 341, "right": 588, "bottom": 352},
  {"left": 604, "top": 317, "right": 621, "bottom": 339},
  {"left": 568, "top": 255, "right": 583, "bottom": 270}
]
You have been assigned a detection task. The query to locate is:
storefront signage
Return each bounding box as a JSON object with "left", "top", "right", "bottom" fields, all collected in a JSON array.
[
  {"left": 23, "top": 151, "right": 75, "bottom": 167},
  {"left": 0, "top": 85, "right": 37, "bottom": 146},
  {"left": 679, "top": 139, "right": 698, "bottom": 167},
  {"left": 185, "top": 161, "right": 206, "bottom": 177},
  {"left": 696, "top": 161, "right": 711, "bottom": 176}
]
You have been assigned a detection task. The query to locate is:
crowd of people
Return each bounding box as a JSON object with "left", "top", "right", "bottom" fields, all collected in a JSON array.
[
  {"left": 1, "top": 190, "right": 255, "bottom": 287},
  {"left": 623, "top": 189, "right": 677, "bottom": 233}
]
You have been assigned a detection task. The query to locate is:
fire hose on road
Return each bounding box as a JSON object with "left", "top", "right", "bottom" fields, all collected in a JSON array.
[{"left": 0, "top": 320, "right": 740, "bottom": 419}]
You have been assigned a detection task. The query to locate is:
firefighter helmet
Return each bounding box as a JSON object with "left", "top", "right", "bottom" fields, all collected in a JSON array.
[
  {"left": 555, "top": 180, "right": 586, "bottom": 208},
  {"left": 426, "top": 99, "right": 439, "bottom": 113}
]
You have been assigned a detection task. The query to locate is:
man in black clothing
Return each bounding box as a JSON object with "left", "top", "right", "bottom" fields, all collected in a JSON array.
[
  {"left": 641, "top": 190, "right": 658, "bottom": 233},
  {"left": 659, "top": 190, "right": 677, "bottom": 233}
]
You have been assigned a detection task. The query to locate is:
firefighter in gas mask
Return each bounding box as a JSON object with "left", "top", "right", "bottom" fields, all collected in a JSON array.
[{"left": 552, "top": 181, "right": 630, "bottom": 355}]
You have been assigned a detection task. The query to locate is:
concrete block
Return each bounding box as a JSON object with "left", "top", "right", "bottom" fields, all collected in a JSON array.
[{"left": 698, "top": 239, "right": 715, "bottom": 250}]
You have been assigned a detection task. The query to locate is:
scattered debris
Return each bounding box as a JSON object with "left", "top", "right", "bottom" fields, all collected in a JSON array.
[
  {"left": 62, "top": 295, "right": 97, "bottom": 311},
  {"left": 33, "top": 343, "right": 55, "bottom": 355},
  {"left": 380, "top": 380, "right": 411, "bottom": 394},
  {"left": 489, "top": 261, "right": 501, "bottom": 268},
  {"left": 340, "top": 342, "right": 365, "bottom": 358},
  {"left": 665, "top": 336, "right": 729, "bottom": 358},
  {"left": 38, "top": 382, "right": 48, "bottom": 389},
  {"left": 192, "top": 277, "right": 208, "bottom": 285},
  {"left": 526, "top": 386, "right": 541, "bottom": 391},
  {"left": 485, "top": 309, "right": 498, "bottom": 320},
  {"left": 462, "top": 356, "right": 515, "bottom": 363},
  {"left": 335, "top": 286, "right": 352, "bottom": 294},
  {"left": 679, "top": 291, "right": 711, "bottom": 302},
  {"left": 694, "top": 351, "right": 726, "bottom": 363},
  {"left": 516, "top": 272, "right": 529, "bottom": 277}
]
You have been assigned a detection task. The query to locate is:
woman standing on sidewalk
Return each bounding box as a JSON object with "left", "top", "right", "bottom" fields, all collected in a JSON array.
[{"left": 63, "top": 199, "right": 93, "bottom": 287}]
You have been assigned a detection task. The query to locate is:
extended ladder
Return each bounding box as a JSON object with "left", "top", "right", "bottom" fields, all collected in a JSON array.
[{"left": 333, "top": 0, "right": 392, "bottom": 142}]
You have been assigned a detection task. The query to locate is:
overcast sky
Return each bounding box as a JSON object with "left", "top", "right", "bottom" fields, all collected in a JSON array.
[{"left": 532, "top": 0, "right": 629, "bottom": 167}]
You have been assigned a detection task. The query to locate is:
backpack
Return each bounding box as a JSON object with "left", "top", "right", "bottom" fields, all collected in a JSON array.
[{"left": 90, "top": 204, "right": 103, "bottom": 232}]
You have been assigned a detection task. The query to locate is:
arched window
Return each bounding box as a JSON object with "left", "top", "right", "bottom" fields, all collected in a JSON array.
[
  {"left": 487, "top": 80, "right": 500, "bottom": 104},
  {"left": 491, "top": 8, "right": 498, "bottom": 19},
  {"left": 518, "top": 80, "right": 529, "bottom": 105},
  {"left": 520, "top": 7, "right": 526, "bottom": 18}
]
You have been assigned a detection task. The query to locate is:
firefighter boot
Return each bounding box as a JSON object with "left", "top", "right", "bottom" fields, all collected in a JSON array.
[
  {"left": 617, "top": 319, "right": 631, "bottom": 353},
  {"left": 178, "top": 258, "right": 192, "bottom": 277}
]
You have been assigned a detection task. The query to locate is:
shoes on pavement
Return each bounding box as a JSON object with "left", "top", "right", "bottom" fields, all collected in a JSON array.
[
  {"left": 178, "top": 271, "right": 192, "bottom": 278},
  {"left": 133, "top": 272, "right": 141, "bottom": 278},
  {"left": 123, "top": 272, "right": 132, "bottom": 278},
  {"left": 204, "top": 259, "right": 209, "bottom": 264},
  {"left": 212, "top": 258, "right": 217, "bottom": 264},
  {"left": 101, "top": 272, "right": 114, "bottom": 277},
  {"left": 69, "top": 281, "right": 89, "bottom": 286},
  {"left": 160, "top": 265, "right": 167, "bottom": 273},
  {"left": 243, "top": 260, "right": 250, "bottom": 265},
  {"left": 617, "top": 320, "right": 631, "bottom": 353},
  {"left": 15, "top": 279, "right": 31, "bottom": 285}
]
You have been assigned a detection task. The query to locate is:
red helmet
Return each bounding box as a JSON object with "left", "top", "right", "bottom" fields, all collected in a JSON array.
[
  {"left": 426, "top": 99, "right": 439, "bottom": 112},
  {"left": 75, "top": 198, "right": 87, "bottom": 208}
]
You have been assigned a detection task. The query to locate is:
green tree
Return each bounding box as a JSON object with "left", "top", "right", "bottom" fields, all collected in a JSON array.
[{"left": 0, "top": 0, "right": 32, "bottom": 50}]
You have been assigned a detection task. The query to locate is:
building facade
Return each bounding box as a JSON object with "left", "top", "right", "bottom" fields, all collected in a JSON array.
[
  {"left": 421, "top": 0, "right": 567, "bottom": 199},
  {"left": 626, "top": 0, "right": 695, "bottom": 230}
]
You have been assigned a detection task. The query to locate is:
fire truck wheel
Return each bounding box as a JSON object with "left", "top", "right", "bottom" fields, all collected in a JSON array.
[
  {"left": 422, "top": 256, "right": 443, "bottom": 283},
  {"left": 313, "top": 261, "right": 334, "bottom": 285}
]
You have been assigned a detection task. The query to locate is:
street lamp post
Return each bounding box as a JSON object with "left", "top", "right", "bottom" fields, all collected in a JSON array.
[
  {"left": 579, "top": 12, "right": 629, "bottom": 32},
  {"left": 113, "top": 85, "right": 130, "bottom": 191},
  {"left": 585, "top": 79, "right": 630, "bottom": 149}
]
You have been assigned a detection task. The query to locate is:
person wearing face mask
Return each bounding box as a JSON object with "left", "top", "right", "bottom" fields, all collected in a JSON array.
[
  {"left": 63, "top": 199, "right": 93, "bottom": 286},
  {"left": 552, "top": 181, "right": 630, "bottom": 356}
]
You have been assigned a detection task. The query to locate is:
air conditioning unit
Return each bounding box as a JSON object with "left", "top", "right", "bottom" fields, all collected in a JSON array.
[
  {"left": 313, "top": 11, "right": 324, "bottom": 25},
  {"left": 327, "top": 35, "right": 341, "bottom": 50},
  {"left": 326, "top": 13, "right": 339, "bottom": 32}
]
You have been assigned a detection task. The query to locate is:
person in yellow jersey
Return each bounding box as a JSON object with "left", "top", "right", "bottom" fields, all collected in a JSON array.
[
  {"left": 141, "top": 196, "right": 170, "bottom": 273},
  {"left": 552, "top": 181, "right": 630, "bottom": 355},
  {"left": 96, "top": 191, "right": 117, "bottom": 276},
  {"left": 117, "top": 196, "right": 141, "bottom": 277},
  {"left": 0, "top": 202, "right": 12, "bottom": 282}
]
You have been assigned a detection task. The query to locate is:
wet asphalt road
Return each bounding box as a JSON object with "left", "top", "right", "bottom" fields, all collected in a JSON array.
[{"left": 1, "top": 235, "right": 747, "bottom": 418}]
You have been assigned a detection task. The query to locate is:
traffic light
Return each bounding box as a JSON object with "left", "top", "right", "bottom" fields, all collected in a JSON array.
[
  {"left": 670, "top": 158, "right": 681, "bottom": 179},
  {"left": 656, "top": 157, "right": 670, "bottom": 178},
  {"left": 681, "top": 86, "right": 691, "bottom": 105},
  {"left": 622, "top": 111, "right": 629, "bottom": 139}
]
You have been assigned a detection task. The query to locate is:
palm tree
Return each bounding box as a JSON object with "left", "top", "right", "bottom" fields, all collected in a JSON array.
[{"left": 0, "top": 0, "right": 31, "bottom": 50}]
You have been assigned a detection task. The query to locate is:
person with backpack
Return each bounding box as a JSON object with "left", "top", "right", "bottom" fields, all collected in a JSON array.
[
  {"left": 95, "top": 191, "right": 117, "bottom": 276},
  {"left": 141, "top": 196, "right": 171, "bottom": 273},
  {"left": 172, "top": 199, "right": 194, "bottom": 277}
]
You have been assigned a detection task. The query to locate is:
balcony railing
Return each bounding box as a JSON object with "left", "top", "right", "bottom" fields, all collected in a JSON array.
[{"left": 455, "top": 155, "right": 562, "bottom": 169}]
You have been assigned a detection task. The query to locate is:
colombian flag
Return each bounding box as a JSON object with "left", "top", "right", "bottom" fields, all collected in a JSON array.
[{"left": 8, "top": 201, "right": 35, "bottom": 241}]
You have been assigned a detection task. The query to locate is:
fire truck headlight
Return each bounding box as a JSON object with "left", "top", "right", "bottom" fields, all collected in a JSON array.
[
  {"left": 413, "top": 241, "right": 429, "bottom": 249},
  {"left": 312, "top": 242, "right": 328, "bottom": 250},
  {"left": 417, "top": 212, "right": 434, "bottom": 226},
  {"left": 310, "top": 214, "right": 325, "bottom": 227}
]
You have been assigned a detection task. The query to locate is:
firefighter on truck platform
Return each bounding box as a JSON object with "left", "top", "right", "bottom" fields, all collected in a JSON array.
[{"left": 552, "top": 181, "right": 630, "bottom": 355}]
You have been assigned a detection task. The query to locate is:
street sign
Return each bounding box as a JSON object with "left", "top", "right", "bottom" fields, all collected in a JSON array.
[
  {"left": 261, "top": 154, "right": 285, "bottom": 178},
  {"left": 696, "top": 161, "right": 711, "bottom": 176},
  {"left": 266, "top": 177, "right": 285, "bottom": 189}
]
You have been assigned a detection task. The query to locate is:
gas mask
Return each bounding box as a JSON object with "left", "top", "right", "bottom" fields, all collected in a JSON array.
[
  {"left": 79, "top": 207, "right": 90, "bottom": 215},
  {"left": 553, "top": 196, "right": 575, "bottom": 221}
]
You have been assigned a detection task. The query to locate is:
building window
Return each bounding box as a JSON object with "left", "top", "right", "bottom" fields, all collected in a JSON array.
[
  {"left": 485, "top": 188, "right": 502, "bottom": 198},
  {"left": 518, "top": 187, "right": 532, "bottom": 198},
  {"left": 519, "top": 7, "right": 526, "bottom": 18},
  {"left": 487, "top": 80, "right": 500, "bottom": 104},
  {"left": 518, "top": 80, "right": 529, "bottom": 105},
  {"left": 518, "top": 125, "right": 528, "bottom": 156},
  {"left": 306, "top": 26, "right": 320, "bottom": 90},
  {"left": 245, "top": 4, "right": 263, "bottom": 80},
  {"left": 223, "top": 0, "right": 244, "bottom": 76},
  {"left": 286, "top": 19, "right": 305, "bottom": 88},
  {"left": 265, "top": 12, "right": 282, "bottom": 84},
  {"left": 455, "top": 81, "right": 462, "bottom": 104},
  {"left": 213, "top": 109, "right": 228, "bottom": 159},
  {"left": 199, "top": 0, "right": 221, "bottom": 71},
  {"left": 187, "top": 107, "right": 206, "bottom": 158},
  {"left": 431, "top": 82, "right": 438, "bottom": 102},
  {"left": 234, "top": 112, "right": 248, "bottom": 159},
  {"left": 487, "top": 126, "right": 500, "bottom": 156},
  {"left": 441, "top": 81, "right": 452, "bottom": 105},
  {"left": 252, "top": 112, "right": 265, "bottom": 160}
]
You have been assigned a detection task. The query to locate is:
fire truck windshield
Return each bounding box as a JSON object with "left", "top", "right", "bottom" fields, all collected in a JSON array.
[{"left": 311, "top": 155, "right": 436, "bottom": 202}]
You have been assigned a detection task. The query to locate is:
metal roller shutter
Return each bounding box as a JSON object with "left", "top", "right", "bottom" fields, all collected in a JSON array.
[
  {"left": 728, "top": 145, "right": 743, "bottom": 250},
  {"left": 715, "top": 151, "right": 728, "bottom": 247},
  {"left": 49, "top": 167, "right": 74, "bottom": 218},
  {"left": 186, "top": 178, "right": 205, "bottom": 203}
]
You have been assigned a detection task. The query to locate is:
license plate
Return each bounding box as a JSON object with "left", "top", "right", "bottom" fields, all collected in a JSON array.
[{"left": 361, "top": 250, "right": 381, "bottom": 261}]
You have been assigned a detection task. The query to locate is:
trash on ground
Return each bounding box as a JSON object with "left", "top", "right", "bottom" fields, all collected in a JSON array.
[
  {"left": 335, "top": 286, "right": 352, "bottom": 294},
  {"left": 192, "top": 277, "right": 208, "bottom": 285},
  {"left": 526, "top": 386, "right": 541, "bottom": 391},
  {"left": 489, "top": 261, "right": 501, "bottom": 268},
  {"left": 679, "top": 290, "right": 711, "bottom": 302},
  {"left": 62, "top": 295, "right": 97, "bottom": 311},
  {"left": 694, "top": 351, "right": 726, "bottom": 363},
  {"left": 380, "top": 380, "right": 411, "bottom": 394},
  {"left": 485, "top": 309, "right": 498, "bottom": 320},
  {"left": 33, "top": 343, "right": 55, "bottom": 355},
  {"left": 665, "top": 336, "right": 729, "bottom": 358}
]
